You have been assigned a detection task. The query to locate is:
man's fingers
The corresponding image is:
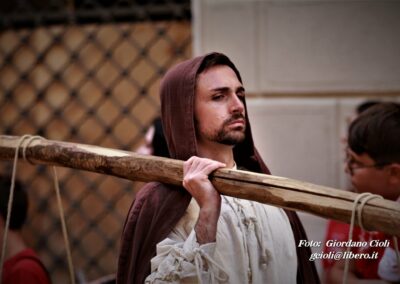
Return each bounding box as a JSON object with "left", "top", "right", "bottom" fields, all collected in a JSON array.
[
  {"left": 183, "top": 156, "right": 196, "bottom": 175},
  {"left": 184, "top": 156, "right": 226, "bottom": 176},
  {"left": 190, "top": 157, "right": 203, "bottom": 172},
  {"left": 202, "top": 163, "right": 226, "bottom": 176}
]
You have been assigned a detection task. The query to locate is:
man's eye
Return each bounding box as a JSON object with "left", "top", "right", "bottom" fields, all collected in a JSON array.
[
  {"left": 237, "top": 90, "right": 245, "bottom": 100},
  {"left": 212, "top": 94, "right": 224, "bottom": 101}
]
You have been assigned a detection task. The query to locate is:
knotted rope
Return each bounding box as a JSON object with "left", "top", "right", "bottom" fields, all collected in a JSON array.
[{"left": 342, "top": 192, "right": 383, "bottom": 284}]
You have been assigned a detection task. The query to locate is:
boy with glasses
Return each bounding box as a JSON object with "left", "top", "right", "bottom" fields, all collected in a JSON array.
[{"left": 325, "top": 102, "right": 400, "bottom": 283}]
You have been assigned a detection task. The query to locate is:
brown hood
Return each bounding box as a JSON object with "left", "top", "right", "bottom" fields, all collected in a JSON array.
[
  {"left": 160, "top": 52, "right": 270, "bottom": 173},
  {"left": 117, "top": 53, "right": 319, "bottom": 284}
]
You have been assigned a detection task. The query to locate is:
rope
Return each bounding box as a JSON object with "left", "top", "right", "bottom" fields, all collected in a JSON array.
[
  {"left": 0, "top": 135, "right": 75, "bottom": 284},
  {"left": 51, "top": 166, "right": 76, "bottom": 284},
  {"left": 0, "top": 135, "right": 33, "bottom": 281},
  {"left": 342, "top": 192, "right": 383, "bottom": 284},
  {"left": 193, "top": 247, "right": 229, "bottom": 284}
]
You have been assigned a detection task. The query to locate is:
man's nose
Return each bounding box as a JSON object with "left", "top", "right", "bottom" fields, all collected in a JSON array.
[{"left": 230, "top": 94, "right": 244, "bottom": 113}]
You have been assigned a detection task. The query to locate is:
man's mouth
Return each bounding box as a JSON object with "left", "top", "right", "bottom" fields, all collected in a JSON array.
[{"left": 228, "top": 119, "right": 245, "bottom": 126}]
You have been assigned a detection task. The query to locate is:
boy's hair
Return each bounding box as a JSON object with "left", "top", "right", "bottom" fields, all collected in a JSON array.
[
  {"left": 0, "top": 175, "right": 28, "bottom": 230},
  {"left": 348, "top": 102, "right": 400, "bottom": 164},
  {"left": 355, "top": 100, "right": 380, "bottom": 115}
]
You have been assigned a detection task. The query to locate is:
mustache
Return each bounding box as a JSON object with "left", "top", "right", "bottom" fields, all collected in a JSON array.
[{"left": 224, "top": 113, "right": 246, "bottom": 125}]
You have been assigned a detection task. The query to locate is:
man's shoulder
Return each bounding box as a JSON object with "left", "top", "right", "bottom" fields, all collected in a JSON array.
[
  {"left": 136, "top": 182, "right": 173, "bottom": 199},
  {"left": 134, "top": 182, "right": 189, "bottom": 209}
]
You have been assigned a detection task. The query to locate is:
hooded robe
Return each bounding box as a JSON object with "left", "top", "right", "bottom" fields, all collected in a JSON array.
[{"left": 117, "top": 52, "right": 319, "bottom": 284}]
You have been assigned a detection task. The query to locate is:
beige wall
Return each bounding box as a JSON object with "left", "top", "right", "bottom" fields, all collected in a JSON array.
[{"left": 193, "top": 0, "right": 400, "bottom": 93}]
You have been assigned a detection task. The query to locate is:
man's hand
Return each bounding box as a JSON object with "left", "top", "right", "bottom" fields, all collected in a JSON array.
[{"left": 182, "top": 156, "right": 226, "bottom": 244}]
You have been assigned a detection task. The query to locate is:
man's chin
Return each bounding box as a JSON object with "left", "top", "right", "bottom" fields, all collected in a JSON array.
[{"left": 219, "top": 133, "right": 245, "bottom": 145}]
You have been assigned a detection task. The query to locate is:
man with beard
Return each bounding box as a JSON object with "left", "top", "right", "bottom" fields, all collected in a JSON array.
[{"left": 117, "top": 53, "right": 319, "bottom": 283}]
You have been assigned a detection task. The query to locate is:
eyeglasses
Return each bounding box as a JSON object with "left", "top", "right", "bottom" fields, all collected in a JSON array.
[{"left": 345, "top": 149, "right": 390, "bottom": 176}]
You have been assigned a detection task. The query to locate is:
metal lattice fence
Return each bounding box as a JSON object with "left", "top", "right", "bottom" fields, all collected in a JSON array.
[{"left": 0, "top": 1, "right": 191, "bottom": 282}]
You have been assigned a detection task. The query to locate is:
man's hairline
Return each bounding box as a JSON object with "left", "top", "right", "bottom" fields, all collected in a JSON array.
[{"left": 195, "top": 63, "right": 240, "bottom": 90}]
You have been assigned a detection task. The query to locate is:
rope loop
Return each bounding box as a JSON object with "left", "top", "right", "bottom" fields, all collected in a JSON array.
[{"left": 342, "top": 192, "right": 383, "bottom": 284}]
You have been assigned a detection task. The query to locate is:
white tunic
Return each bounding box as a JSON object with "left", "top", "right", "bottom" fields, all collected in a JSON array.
[{"left": 145, "top": 195, "right": 297, "bottom": 284}]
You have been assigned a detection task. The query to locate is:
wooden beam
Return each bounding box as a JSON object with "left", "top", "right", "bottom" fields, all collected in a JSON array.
[{"left": 0, "top": 135, "right": 399, "bottom": 236}]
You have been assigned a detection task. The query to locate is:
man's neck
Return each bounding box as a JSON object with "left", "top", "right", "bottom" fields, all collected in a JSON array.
[{"left": 197, "top": 141, "right": 235, "bottom": 168}]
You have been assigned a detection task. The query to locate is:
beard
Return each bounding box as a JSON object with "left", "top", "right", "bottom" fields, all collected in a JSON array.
[
  {"left": 215, "top": 128, "right": 246, "bottom": 145},
  {"left": 203, "top": 113, "right": 246, "bottom": 146}
]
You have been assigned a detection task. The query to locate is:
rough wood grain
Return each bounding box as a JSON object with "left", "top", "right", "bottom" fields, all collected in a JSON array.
[{"left": 1, "top": 135, "right": 399, "bottom": 235}]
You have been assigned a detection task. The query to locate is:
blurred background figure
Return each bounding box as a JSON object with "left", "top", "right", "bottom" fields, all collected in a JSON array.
[
  {"left": 324, "top": 102, "right": 400, "bottom": 283},
  {"left": 322, "top": 100, "right": 382, "bottom": 275},
  {"left": 136, "top": 117, "right": 170, "bottom": 158},
  {"left": 0, "top": 176, "right": 51, "bottom": 284}
]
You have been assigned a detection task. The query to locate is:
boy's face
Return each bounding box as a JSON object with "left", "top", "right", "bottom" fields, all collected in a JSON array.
[{"left": 345, "top": 148, "right": 399, "bottom": 200}]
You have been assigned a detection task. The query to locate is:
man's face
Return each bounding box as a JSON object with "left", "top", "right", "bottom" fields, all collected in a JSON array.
[
  {"left": 194, "top": 65, "right": 246, "bottom": 146},
  {"left": 345, "top": 148, "right": 398, "bottom": 200}
]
